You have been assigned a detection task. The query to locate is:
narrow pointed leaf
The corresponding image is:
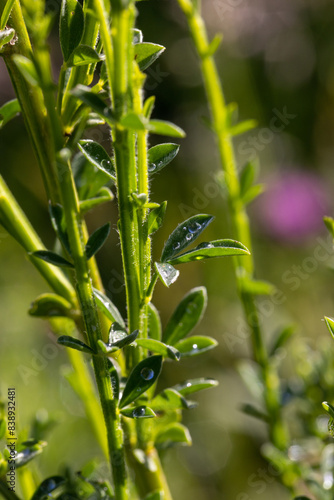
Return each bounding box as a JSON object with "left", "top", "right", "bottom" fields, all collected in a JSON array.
[
  {"left": 98, "top": 329, "right": 139, "bottom": 354},
  {"left": 93, "top": 288, "right": 125, "bottom": 327},
  {"left": 148, "top": 143, "right": 180, "bottom": 175},
  {"left": 325, "top": 317, "right": 334, "bottom": 340},
  {"left": 120, "top": 355, "right": 163, "bottom": 409},
  {"left": 13, "top": 55, "right": 39, "bottom": 86},
  {"left": 240, "top": 278, "right": 274, "bottom": 296},
  {"left": 161, "top": 214, "right": 214, "bottom": 262},
  {"left": 155, "top": 262, "right": 179, "bottom": 287},
  {"left": 120, "top": 406, "right": 156, "bottom": 419},
  {"left": 60, "top": 0, "right": 84, "bottom": 62},
  {"left": 0, "top": 0, "right": 16, "bottom": 29},
  {"left": 147, "top": 303, "right": 162, "bottom": 341},
  {"left": 58, "top": 335, "right": 95, "bottom": 354},
  {"left": 30, "top": 250, "right": 74, "bottom": 268},
  {"left": 172, "top": 378, "right": 218, "bottom": 396},
  {"left": 146, "top": 202, "right": 167, "bottom": 237},
  {"left": 322, "top": 402, "right": 334, "bottom": 419},
  {"left": 0, "top": 98, "right": 20, "bottom": 129},
  {"left": 28, "top": 293, "right": 73, "bottom": 318},
  {"left": 0, "top": 28, "right": 15, "bottom": 49},
  {"left": 31, "top": 477, "right": 66, "bottom": 499},
  {"left": 241, "top": 403, "right": 269, "bottom": 422},
  {"left": 242, "top": 184, "right": 264, "bottom": 205},
  {"left": 80, "top": 188, "right": 114, "bottom": 214},
  {"left": 162, "top": 287, "right": 207, "bottom": 345},
  {"left": 85, "top": 223, "right": 110, "bottom": 260},
  {"left": 168, "top": 239, "right": 250, "bottom": 265},
  {"left": 175, "top": 335, "right": 217, "bottom": 357},
  {"left": 78, "top": 140, "right": 115, "bottom": 180},
  {"left": 230, "top": 119, "right": 257, "bottom": 137},
  {"left": 148, "top": 120, "right": 185, "bottom": 138},
  {"left": 240, "top": 160, "right": 258, "bottom": 198},
  {"left": 134, "top": 42, "right": 165, "bottom": 71},
  {"left": 49, "top": 203, "right": 71, "bottom": 254},
  {"left": 67, "top": 45, "right": 102, "bottom": 67},
  {"left": 206, "top": 33, "right": 223, "bottom": 57},
  {"left": 155, "top": 423, "right": 192, "bottom": 449},
  {"left": 136, "top": 339, "right": 180, "bottom": 361},
  {"left": 107, "top": 358, "right": 119, "bottom": 402},
  {"left": 71, "top": 85, "right": 115, "bottom": 124},
  {"left": 270, "top": 325, "right": 296, "bottom": 356},
  {"left": 143, "top": 96, "right": 155, "bottom": 119}
]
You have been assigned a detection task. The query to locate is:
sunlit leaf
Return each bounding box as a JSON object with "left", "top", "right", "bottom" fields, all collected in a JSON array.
[
  {"left": 120, "top": 356, "right": 163, "bottom": 408},
  {"left": 67, "top": 44, "right": 102, "bottom": 67},
  {"left": 150, "top": 388, "right": 192, "bottom": 412},
  {"left": 161, "top": 214, "right": 214, "bottom": 262},
  {"left": 28, "top": 293, "right": 73, "bottom": 318},
  {"left": 229, "top": 119, "right": 257, "bottom": 137},
  {"left": 155, "top": 262, "right": 179, "bottom": 287},
  {"left": 85, "top": 222, "right": 111, "bottom": 259},
  {"left": 155, "top": 423, "right": 191, "bottom": 449},
  {"left": 0, "top": 28, "right": 15, "bottom": 49},
  {"left": 172, "top": 378, "right": 218, "bottom": 397},
  {"left": 240, "top": 277, "right": 274, "bottom": 296},
  {"left": 162, "top": 287, "right": 207, "bottom": 345},
  {"left": 120, "top": 112, "right": 147, "bottom": 130},
  {"left": 168, "top": 239, "right": 250, "bottom": 265},
  {"left": 0, "top": 98, "right": 20, "bottom": 129},
  {"left": 93, "top": 288, "right": 125, "bottom": 327},
  {"left": 80, "top": 188, "right": 114, "bottom": 214},
  {"left": 98, "top": 329, "right": 138, "bottom": 354},
  {"left": 175, "top": 335, "right": 217, "bottom": 357},
  {"left": 60, "top": 0, "right": 84, "bottom": 62},
  {"left": 146, "top": 202, "right": 167, "bottom": 236},
  {"left": 0, "top": 0, "right": 16, "bottom": 30},
  {"left": 134, "top": 42, "right": 165, "bottom": 71},
  {"left": 136, "top": 339, "right": 180, "bottom": 361},
  {"left": 147, "top": 143, "right": 180, "bottom": 175},
  {"left": 242, "top": 184, "right": 264, "bottom": 205},
  {"left": 78, "top": 140, "right": 115, "bottom": 180},
  {"left": 120, "top": 405, "right": 156, "bottom": 419},
  {"left": 58, "top": 335, "right": 95, "bottom": 354},
  {"left": 148, "top": 120, "right": 185, "bottom": 138}
]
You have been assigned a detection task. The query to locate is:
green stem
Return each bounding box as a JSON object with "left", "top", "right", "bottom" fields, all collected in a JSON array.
[
  {"left": 177, "top": 0, "right": 287, "bottom": 451},
  {"left": 17, "top": 469, "right": 35, "bottom": 500},
  {"left": 56, "top": 150, "right": 128, "bottom": 499},
  {"left": 0, "top": 480, "right": 21, "bottom": 500}
]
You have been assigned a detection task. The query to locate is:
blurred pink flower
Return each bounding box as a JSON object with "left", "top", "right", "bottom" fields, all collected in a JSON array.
[{"left": 255, "top": 171, "right": 329, "bottom": 244}]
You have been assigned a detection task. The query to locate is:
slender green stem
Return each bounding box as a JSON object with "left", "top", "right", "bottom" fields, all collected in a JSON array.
[
  {"left": 177, "top": 0, "right": 287, "bottom": 450},
  {"left": 56, "top": 151, "right": 128, "bottom": 499}
]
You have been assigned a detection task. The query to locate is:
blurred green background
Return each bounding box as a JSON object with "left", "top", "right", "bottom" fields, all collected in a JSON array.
[{"left": 2, "top": 0, "right": 334, "bottom": 498}]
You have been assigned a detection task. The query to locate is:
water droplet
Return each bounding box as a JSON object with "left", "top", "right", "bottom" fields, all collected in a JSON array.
[
  {"left": 186, "top": 382, "right": 192, "bottom": 388},
  {"left": 133, "top": 406, "right": 146, "bottom": 418},
  {"left": 173, "top": 242, "right": 181, "bottom": 251},
  {"left": 186, "top": 233, "right": 192, "bottom": 241},
  {"left": 188, "top": 222, "right": 201, "bottom": 233},
  {"left": 148, "top": 163, "right": 156, "bottom": 172},
  {"left": 192, "top": 344, "right": 198, "bottom": 350},
  {"left": 182, "top": 226, "right": 187, "bottom": 231},
  {"left": 140, "top": 367, "right": 154, "bottom": 380},
  {"left": 197, "top": 242, "right": 214, "bottom": 249},
  {"left": 101, "top": 159, "right": 111, "bottom": 170}
]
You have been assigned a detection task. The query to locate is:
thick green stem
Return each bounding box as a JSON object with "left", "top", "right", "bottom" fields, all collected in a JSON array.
[
  {"left": 57, "top": 151, "right": 128, "bottom": 499},
  {"left": 177, "top": 0, "right": 287, "bottom": 451}
]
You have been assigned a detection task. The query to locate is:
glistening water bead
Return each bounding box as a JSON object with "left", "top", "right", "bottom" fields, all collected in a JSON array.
[
  {"left": 140, "top": 367, "right": 154, "bottom": 380},
  {"left": 197, "top": 242, "right": 214, "bottom": 249},
  {"left": 133, "top": 406, "right": 146, "bottom": 418}
]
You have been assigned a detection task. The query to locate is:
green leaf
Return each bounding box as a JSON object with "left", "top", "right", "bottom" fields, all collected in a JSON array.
[
  {"left": 155, "top": 262, "right": 179, "bottom": 287},
  {"left": 270, "top": 325, "right": 296, "bottom": 356},
  {"left": 168, "top": 239, "right": 250, "bottom": 265},
  {"left": 134, "top": 42, "right": 165, "bottom": 71},
  {"left": 148, "top": 143, "right": 180, "bottom": 175},
  {"left": 85, "top": 222, "right": 111, "bottom": 260},
  {"left": 172, "top": 378, "right": 218, "bottom": 396},
  {"left": 175, "top": 335, "right": 217, "bottom": 357},
  {"left": 30, "top": 250, "right": 74, "bottom": 268},
  {"left": 325, "top": 316, "right": 334, "bottom": 341},
  {"left": 240, "top": 403, "right": 269, "bottom": 422},
  {"left": 323, "top": 401, "right": 334, "bottom": 419},
  {"left": 49, "top": 203, "right": 71, "bottom": 254},
  {"left": 73, "top": 153, "right": 111, "bottom": 200},
  {"left": 67, "top": 44, "right": 102, "bottom": 67},
  {"left": 120, "top": 112, "right": 147, "bottom": 130},
  {"left": 146, "top": 202, "right": 167, "bottom": 237},
  {"left": 79, "top": 188, "right": 114, "bottom": 214},
  {"left": 120, "top": 406, "right": 156, "bottom": 419},
  {"left": 136, "top": 339, "right": 180, "bottom": 361},
  {"left": 60, "top": 0, "right": 84, "bottom": 62},
  {"left": 242, "top": 184, "right": 264, "bottom": 205},
  {"left": 240, "top": 278, "right": 274, "bottom": 296},
  {"left": 147, "top": 303, "right": 162, "bottom": 341},
  {"left": 98, "top": 329, "right": 139, "bottom": 354},
  {"left": 78, "top": 140, "right": 116, "bottom": 180},
  {"left": 143, "top": 492, "right": 163, "bottom": 500},
  {"left": 13, "top": 55, "right": 39, "bottom": 86},
  {"left": 14, "top": 443, "right": 46, "bottom": 469},
  {"left": 57, "top": 335, "right": 95, "bottom": 354},
  {"left": 148, "top": 120, "right": 186, "bottom": 138},
  {"left": 229, "top": 119, "right": 257, "bottom": 137},
  {"left": 143, "top": 96, "right": 155, "bottom": 119},
  {"left": 71, "top": 85, "right": 115, "bottom": 125},
  {"left": 0, "top": 28, "right": 15, "bottom": 49},
  {"left": 151, "top": 388, "right": 192, "bottom": 411},
  {"left": 206, "top": 33, "right": 223, "bottom": 57},
  {"left": 93, "top": 288, "right": 125, "bottom": 327},
  {"left": 31, "top": 477, "right": 66, "bottom": 500},
  {"left": 119, "top": 355, "right": 163, "bottom": 409},
  {"left": 155, "top": 423, "right": 192, "bottom": 449},
  {"left": 239, "top": 159, "right": 258, "bottom": 198},
  {"left": 28, "top": 293, "right": 73, "bottom": 318},
  {"left": 324, "top": 216, "right": 334, "bottom": 237},
  {"left": 0, "top": 98, "right": 20, "bottom": 129},
  {"left": 162, "top": 287, "right": 207, "bottom": 345},
  {"left": 0, "top": 0, "right": 16, "bottom": 29},
  {"left": 107, "top": 358, "right": 119, "bottom": 401},
  {"left": 161, "top": 214, "right": 214, "bottom": 262}
]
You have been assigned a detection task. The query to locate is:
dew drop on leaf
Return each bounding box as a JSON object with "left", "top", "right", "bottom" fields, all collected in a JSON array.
[
  {"left": 173, "top": 242, "right": 181, "bottom": 251},
  {"left": 197, "top": 242, "right": 214, "bottom": 249},
  {"left": 140, "top": 367, "right": 154, "bottom": 380},
  {"left": 186, "top": 233, "right": 192, "bottom": 241},
  {"left": 148, "top": 163, "right": 157, "bottom": 172},
  {"left": 133, "top": 406, "right": 146, "bottom": 417}
]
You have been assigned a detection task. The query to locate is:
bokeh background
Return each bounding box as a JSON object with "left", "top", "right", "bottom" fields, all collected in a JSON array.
[{"left": 2, "top": 0, "right": 334, "bottom": 498}]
